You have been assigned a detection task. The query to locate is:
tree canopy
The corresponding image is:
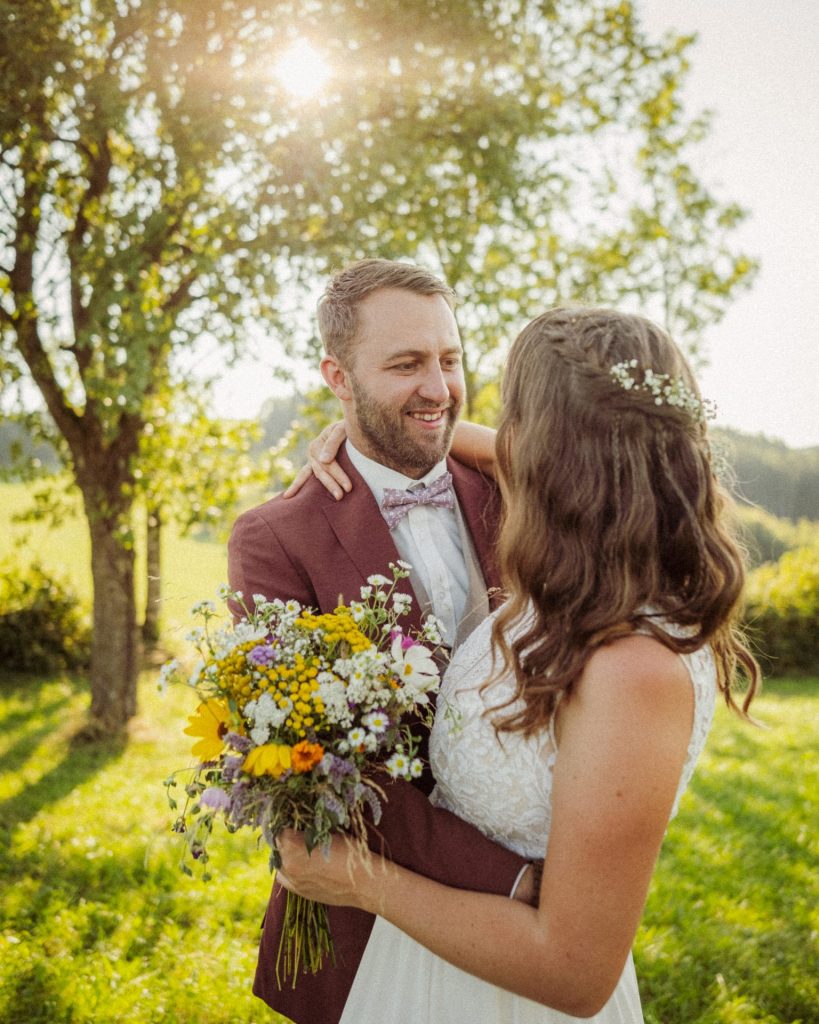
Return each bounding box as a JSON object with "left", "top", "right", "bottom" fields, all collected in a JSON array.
[{"left": 1, "top": 0, "right": 756, "bottom": 733}]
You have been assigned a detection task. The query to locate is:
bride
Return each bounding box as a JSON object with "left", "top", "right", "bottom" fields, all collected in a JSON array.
[{"left": 276, "top": 306, "right": 760, "bottom": 1022}]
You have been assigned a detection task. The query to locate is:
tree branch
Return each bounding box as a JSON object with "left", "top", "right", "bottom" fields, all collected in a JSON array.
[{"left": 9, "top": 170, "right": 84, "bottom": 453}]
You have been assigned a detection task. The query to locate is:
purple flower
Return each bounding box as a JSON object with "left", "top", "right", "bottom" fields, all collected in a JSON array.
[
  {"left": 221, "top": 755, "right": 245, "bottom": 782},
  {"left": 360, "top": 785, "right": 383, "bottom": 825},
  {"left": 318, "top": 793, "right": 346, "bottom": 820},
  {"left": 389, "top": 628, "right": 417, "bottom": 651},
  {"left": 228, "top": 781, "right": 253, "bottom": 825},
  {"left": 321, "top": 754, "right": 356, "bottom": 790},
  {"left": 226, "top": 731, "right": 252, "bottom": 753},
  {"left": 200, "top": 787, "right": 231, "bottom": 812},
  {"left": 248, "top": 643, "right": 278, "bottom": 667}
]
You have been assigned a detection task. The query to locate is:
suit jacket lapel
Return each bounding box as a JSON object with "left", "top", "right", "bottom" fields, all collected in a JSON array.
[{"left": 321, "top": 447, "right": 425, "bottom": 634}]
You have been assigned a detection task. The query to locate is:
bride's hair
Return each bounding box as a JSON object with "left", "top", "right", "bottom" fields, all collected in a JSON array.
[{"left": 490, "top": 307, "right": 760, "bottom": 735}]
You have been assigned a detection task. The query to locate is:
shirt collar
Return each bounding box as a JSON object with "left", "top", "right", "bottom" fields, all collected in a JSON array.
[{"left": 346, "top": 440, "right": 449, "bottom": 501}]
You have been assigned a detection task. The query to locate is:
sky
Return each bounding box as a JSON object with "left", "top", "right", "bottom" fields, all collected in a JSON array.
[
  {"left": 639, "top": 0, "right": 819, "bottom": 449},
  {"left": 209, "top": 1, "right": 819, "bottom": 449}
]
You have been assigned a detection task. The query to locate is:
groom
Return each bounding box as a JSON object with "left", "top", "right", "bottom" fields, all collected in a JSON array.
[{"left": 228, "top": 259, "right": 534, "bottom": 1024}]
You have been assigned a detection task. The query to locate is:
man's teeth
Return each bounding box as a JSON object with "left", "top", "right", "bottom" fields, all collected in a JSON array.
[{"left": 410, "top": 411, "right": 443, "bottom": 421}]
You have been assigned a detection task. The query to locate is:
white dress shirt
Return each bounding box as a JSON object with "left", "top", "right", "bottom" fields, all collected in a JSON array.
[{"left": 347, "top": 441, "right": 469, "bottom": 647}]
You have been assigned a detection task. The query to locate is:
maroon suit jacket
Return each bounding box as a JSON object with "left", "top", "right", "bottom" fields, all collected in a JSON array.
[{"left": 227, "top": 448, "right": 526, "bottom": 1024}]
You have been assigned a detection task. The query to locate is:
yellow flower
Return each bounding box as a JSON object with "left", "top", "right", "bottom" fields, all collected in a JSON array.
[
  {"left": 243, "top": 743, "right": 292, "bottom": 777},
  {"left": 183, "top": 700, "right": 232, "bottom": 761},
  {"left": 291, "top": 740, "right": 324, "bottom": 773}
]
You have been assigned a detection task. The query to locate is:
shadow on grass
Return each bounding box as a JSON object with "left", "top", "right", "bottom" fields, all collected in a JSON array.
[
  {"left": 0, "top": 734, "right": 125, "bottom": 835},
  {"left": 0, "top": 672, "right": 126, "bottom": 834},
  {"left": 0, "top": 668, "right": 88, "bottom": 697}
]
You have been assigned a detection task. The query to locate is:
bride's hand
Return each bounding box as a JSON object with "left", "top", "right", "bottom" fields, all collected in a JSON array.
[
  {"left": 276, "top": 829, "right": 394, "bottom": 913},
  {"left": 283, "top": 421, "right": 352, "bottom": 500}
]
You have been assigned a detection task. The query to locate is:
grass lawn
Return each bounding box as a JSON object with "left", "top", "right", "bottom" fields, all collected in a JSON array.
[{"left": 0, "top": 668, "right": 816, "bottom": 1024}]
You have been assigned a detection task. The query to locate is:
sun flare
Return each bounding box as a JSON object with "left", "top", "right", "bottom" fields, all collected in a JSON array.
[{"left": 273, "top": 39, "right": 332, "bottom": 100}]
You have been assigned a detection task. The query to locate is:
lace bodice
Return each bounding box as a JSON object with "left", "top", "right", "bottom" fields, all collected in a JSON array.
[{"left": 429, "top": 610, "right": 716, "bottom": 860}]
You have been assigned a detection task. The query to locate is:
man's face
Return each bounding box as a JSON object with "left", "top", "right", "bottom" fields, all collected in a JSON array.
[{"left": 337, "top": 288, "right": 465, "bottom": 478}]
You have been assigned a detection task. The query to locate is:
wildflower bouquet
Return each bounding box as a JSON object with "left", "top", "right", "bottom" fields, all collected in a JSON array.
[{"left": 162, "top": 562, "right": 441, "bottom": 987}]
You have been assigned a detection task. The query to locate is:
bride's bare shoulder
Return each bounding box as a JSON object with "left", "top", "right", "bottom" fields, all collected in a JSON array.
[{"left": 574, "top": 634, "right": 693, "bottom": 716}]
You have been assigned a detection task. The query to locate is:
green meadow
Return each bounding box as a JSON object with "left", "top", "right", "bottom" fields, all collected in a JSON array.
[
  {"left": 1, "top": 482, "right": 817, "bottom": 1022},
  {"left": 0, "top": 480, "right": 233, "bottom": 647}
]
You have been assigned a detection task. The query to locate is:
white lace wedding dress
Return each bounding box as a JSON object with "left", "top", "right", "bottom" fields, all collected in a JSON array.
[{"left": 340, "top": 611, "right": 716, "bottom": 1024}]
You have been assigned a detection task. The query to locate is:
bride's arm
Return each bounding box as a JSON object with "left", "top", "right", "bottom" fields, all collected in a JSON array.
[
  {"left": 277, "top": 637, "right": 693, "bottom": 1016},
  {"left": 283, "top": 419, "right": 498, "bottom": 500},
  {"left": 448, "top": 420, "right": 497, "bottom": 477}
]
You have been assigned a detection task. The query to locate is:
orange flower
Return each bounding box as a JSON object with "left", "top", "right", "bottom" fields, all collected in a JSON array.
[{"left": 291, "top": 740, "right": 324, "bottom": 774}]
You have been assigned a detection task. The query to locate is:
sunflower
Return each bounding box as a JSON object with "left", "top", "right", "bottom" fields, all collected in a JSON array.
[
  {"left": 183, "top": 699, "right": 232, "bottom": 761},
  {"left": 243, "top": 743, "right": 293, "bottom": 777}
]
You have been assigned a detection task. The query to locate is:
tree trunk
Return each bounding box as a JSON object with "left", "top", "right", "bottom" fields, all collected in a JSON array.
[
  {"left": 142, "top": 504, "right": 162, "bottom": 649},
  {"left": 86, "top": 510, "right": 140, "bottom": 734}
]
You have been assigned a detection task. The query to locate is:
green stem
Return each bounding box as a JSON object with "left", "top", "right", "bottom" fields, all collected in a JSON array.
[{"left": 276, "top": 891, "right": 335, "bottom": 990}]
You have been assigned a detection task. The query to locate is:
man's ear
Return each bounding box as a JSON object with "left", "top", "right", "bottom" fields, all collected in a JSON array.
[{"left": 320, "top": 354, "right": 354, "bottom": 402}]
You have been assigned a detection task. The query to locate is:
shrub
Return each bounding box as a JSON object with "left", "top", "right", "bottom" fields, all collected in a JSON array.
[
  {"left": 735, "top": 505, "right": 819, "bottom": 567},
  {"left": 744, "top": 546, "right": 819, "bottom": 675},
  {"left": 0, "top": 561, "right": 91, "bottom": 673}
]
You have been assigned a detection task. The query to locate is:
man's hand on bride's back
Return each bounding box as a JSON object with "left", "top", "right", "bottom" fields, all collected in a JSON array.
[{"left": 284, "top": 421, "right": 351, "bottom": 501}]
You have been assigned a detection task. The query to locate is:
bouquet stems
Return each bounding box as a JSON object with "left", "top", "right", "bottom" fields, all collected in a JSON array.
[{"left": 276, "top": 889, "right": 335, "bottom": 989}]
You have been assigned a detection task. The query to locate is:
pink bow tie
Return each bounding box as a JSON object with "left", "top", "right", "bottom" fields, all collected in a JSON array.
[{"left": 380, "top": 472, "right": 455, "bottom": 530}]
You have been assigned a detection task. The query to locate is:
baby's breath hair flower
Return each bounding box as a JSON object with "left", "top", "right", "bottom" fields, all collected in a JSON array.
[{"left": 609, "top": 360, "right": 717, "bottom": 424}]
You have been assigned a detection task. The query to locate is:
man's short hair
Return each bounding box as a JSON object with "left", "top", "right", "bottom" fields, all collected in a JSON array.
[{"left": 317, "top": 258, "right": 456, "bottom": 366}]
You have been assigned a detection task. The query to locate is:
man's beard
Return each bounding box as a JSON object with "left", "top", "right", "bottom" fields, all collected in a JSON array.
[{"left": 349, "top": 375, "right": 459, "bottom": 477}]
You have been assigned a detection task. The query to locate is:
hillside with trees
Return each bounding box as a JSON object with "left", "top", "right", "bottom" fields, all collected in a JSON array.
[{"left": 712, "top": 428, "right": 819, "bottom": 521}]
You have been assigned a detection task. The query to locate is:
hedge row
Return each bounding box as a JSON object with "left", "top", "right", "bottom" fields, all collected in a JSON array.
[
  {"left": 0, "top": 546, "right": 816, "bottom": 678},
  {"left": 744, "top": 545, "right": 819, "bottom": 675},
  {"left": 0, "top": 562, "right": 91, "bottom": 673}
]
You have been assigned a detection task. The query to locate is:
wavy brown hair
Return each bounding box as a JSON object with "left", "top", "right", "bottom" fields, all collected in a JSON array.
[{"left": 490, "top": 307, "right": 759, "bottom": 735}]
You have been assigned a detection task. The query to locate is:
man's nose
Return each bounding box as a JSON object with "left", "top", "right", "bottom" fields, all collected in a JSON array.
[{"left": 417, "top": 363, "right": 450, "bottom": 403}]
